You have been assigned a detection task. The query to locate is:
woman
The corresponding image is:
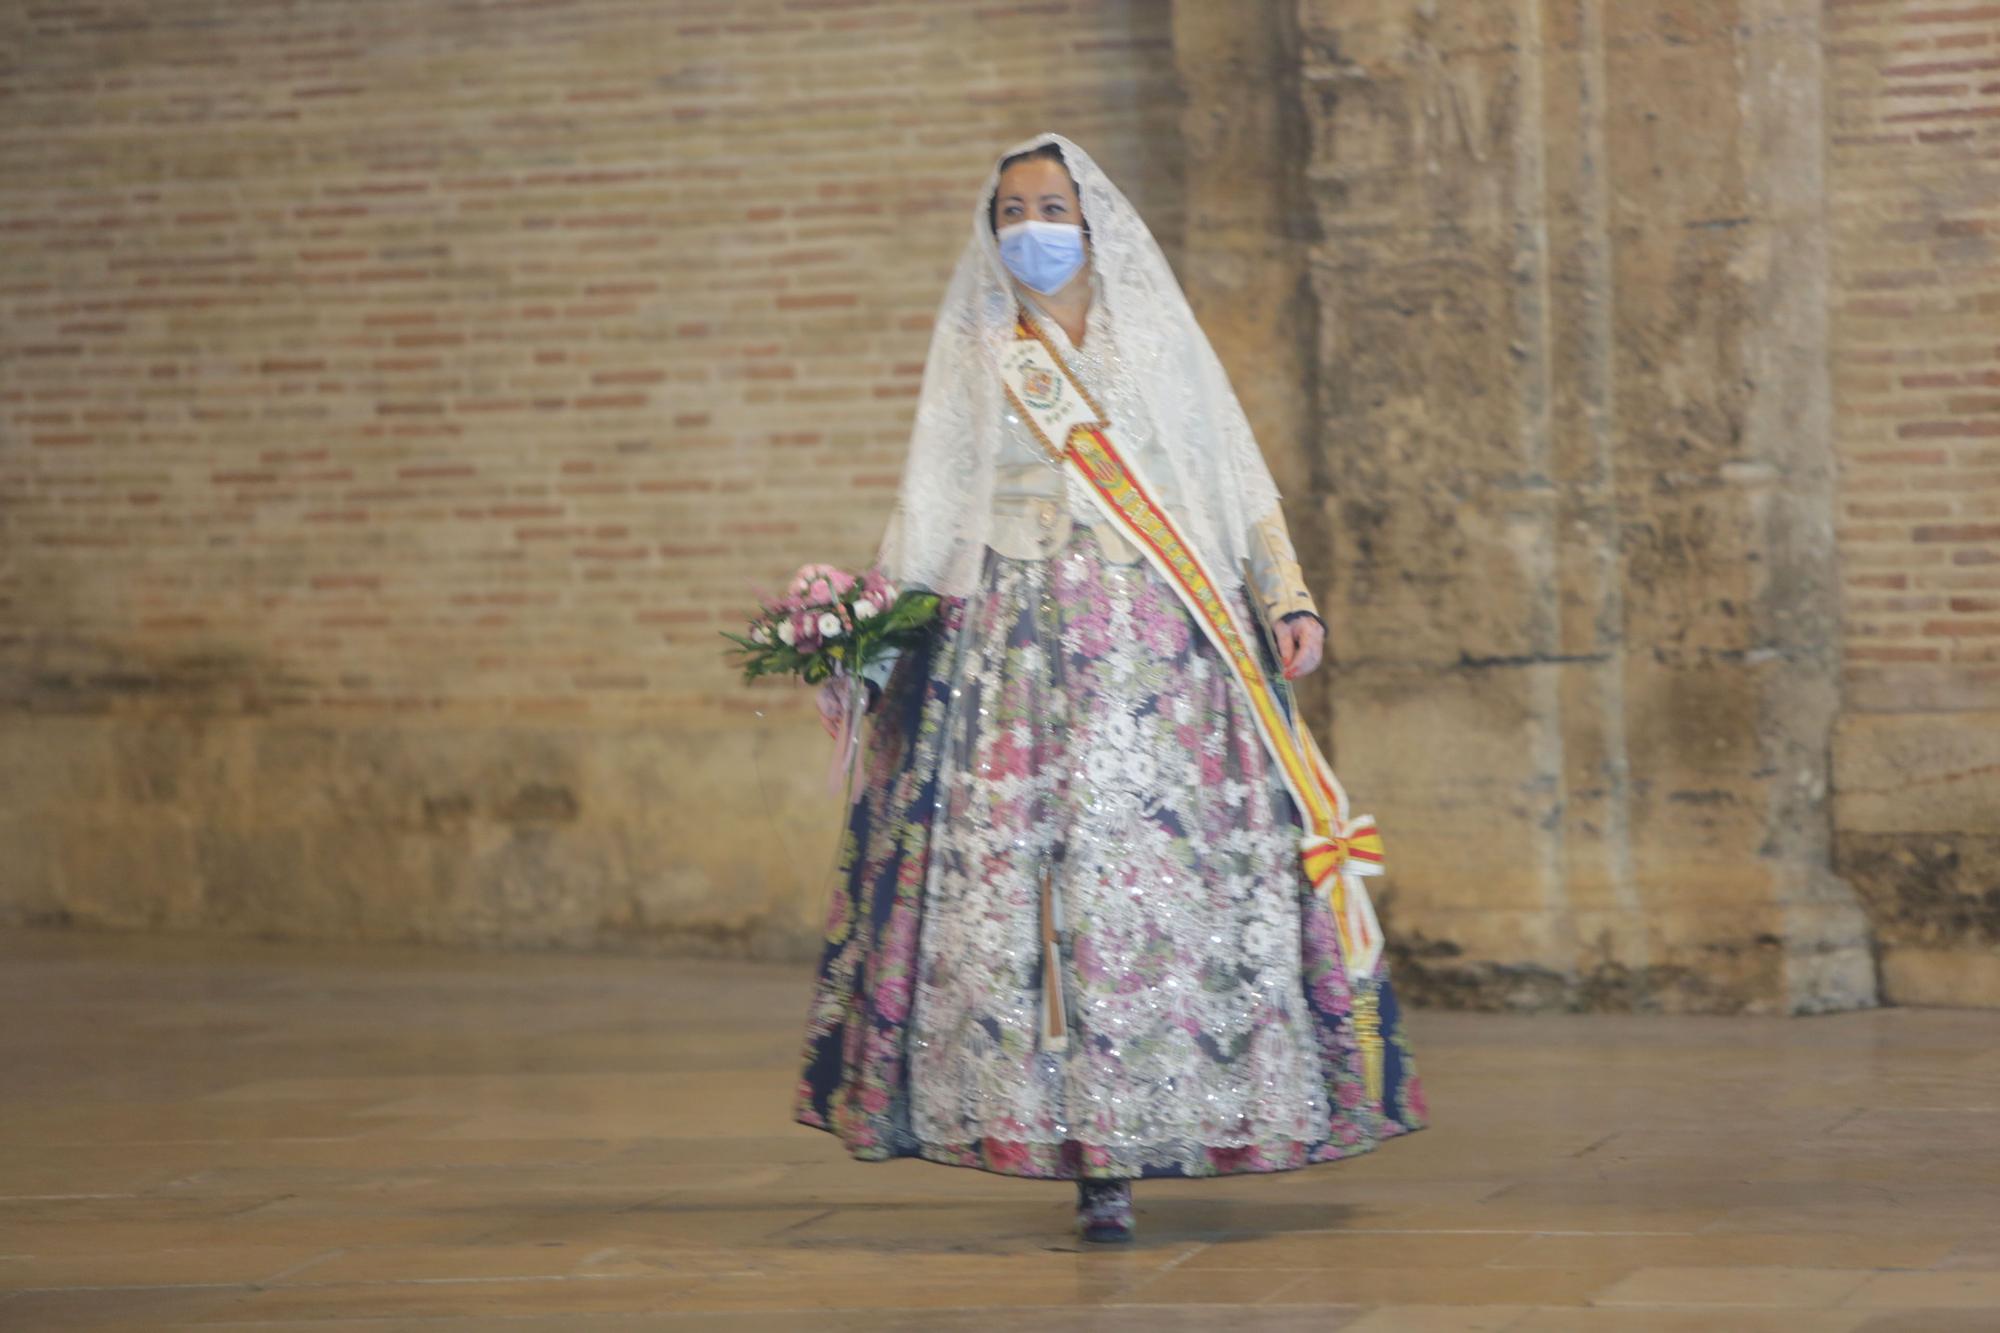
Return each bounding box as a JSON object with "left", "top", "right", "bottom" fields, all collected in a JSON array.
[{"left": 793, "top": 131, "right": 1427, "bottom": 1245}]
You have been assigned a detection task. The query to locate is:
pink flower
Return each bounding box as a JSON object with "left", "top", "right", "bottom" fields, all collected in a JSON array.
[
  {"left": 1207, "top": 1144, "right": 1259, "bottom": 1172},
  {"left": 1132, "top": 585, "right": 1191, "bottom": 656},
  {"left": 983, "top": 1137, "right": 1034, "bottom": 1173},
  {"left": 1070, "top": 933, "right": 1107, "bottom": 983},
  {"left": 790, "top": 610, "right": 821, "bottom": 651},
  {"left": 1067, "top": 608, "right": 1112, "bottom": 660},
  {"left": 982, "top": 726, "right": 1031, "bottom": 782},
  {"left": 787, "top": 563, "right": 835, "bottom": 597},
  {"left": 1311, "top": 972, "right": 1349, "bottom": 1015},
  {"left": 875, "top": 972, "right": 911, "bottom": 1023},
  {"left": 786, "top": 563, "right": 858, "bottom": 601},
  {"left": 879, "top": 904, "right": 917, "bottom": 966}
]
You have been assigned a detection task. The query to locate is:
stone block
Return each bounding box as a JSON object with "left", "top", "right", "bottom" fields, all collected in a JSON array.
[
  {"left": 1601, "top": 39, "right": 1751, "bottom": 226},
  {"left": 1833, "top": 713, "right": 2000, "bottom": 838},
  {"left": 0, "top": 814, "right": 69, "bottom": 926},
  {"left": 1880, "top": 946, "right": 2000, "bottom": 1008},
  {"left": 1836, "top": 831, "right": 2000, "bottom": 952},
  {"left": 1332, "top": 661, "right": 1566, "bottom": 911},
  {"left": 1621, "top": 659, "right": 1765, "bottom": 784},
  {"left": 0, "top": 710, "right": 844, "bottom": 962},
  {"left": 194, "top": 824, "right": 317, "bottom": 938},
  {"left": 1303, "top": 46, "right": 1529, "bottom": 229},
  {"left": 1602, "top": 0, "right": 1749, "bottom": 53},
  {"left": 59, "top": 818, "right": 201, "bottom": 932},
  {"left": 1844, "top": 665, "right": 2000, "bottom": 717},
  {"left": 1299, "top": 0, "right": 1531, "bottom": 64},
  {"left": 0, "top": 717, "right": 114, "bottom": 813}
]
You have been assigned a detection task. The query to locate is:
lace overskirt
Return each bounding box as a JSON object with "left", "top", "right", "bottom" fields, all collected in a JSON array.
[{"left": 793, "top": 526, "right": 1428, "bottom": 1179}]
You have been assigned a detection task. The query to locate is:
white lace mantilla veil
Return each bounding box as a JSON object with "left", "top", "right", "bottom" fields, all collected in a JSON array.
[{"left": 874, "top": 129, "right": 1287, "bottom": 602}]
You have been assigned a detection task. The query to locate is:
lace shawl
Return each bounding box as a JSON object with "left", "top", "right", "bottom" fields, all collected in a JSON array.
[{"left": 876, "top": 130, "right": 1286, "bottom": 600}]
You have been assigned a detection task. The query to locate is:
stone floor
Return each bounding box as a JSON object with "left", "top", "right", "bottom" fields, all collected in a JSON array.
[{"left": 5, "top": 928, "right": 2000, "bottom": 1332}]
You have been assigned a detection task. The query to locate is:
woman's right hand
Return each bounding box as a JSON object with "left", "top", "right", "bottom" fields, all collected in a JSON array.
[{"left": 815, "top": 679, "right": 847, "bottom": 738}]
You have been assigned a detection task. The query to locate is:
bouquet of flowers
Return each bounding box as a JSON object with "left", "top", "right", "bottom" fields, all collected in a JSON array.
[
  {"left": 724, "top": 563, "right": 939, "bottom": 798},
  {"left": 722, "top": 563, "right": 939, "bottom": 688}
]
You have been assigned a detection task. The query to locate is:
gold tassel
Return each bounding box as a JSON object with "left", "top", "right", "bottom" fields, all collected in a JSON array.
[
  {"left": 1354, "top": 979, "right": 1384, "bottom": 1106},
  {"left": 1041, "top": 863, "right": 1068, "bottom": 1052}
]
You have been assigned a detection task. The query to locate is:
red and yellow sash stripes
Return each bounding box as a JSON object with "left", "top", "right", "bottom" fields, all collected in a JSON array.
[{"left": 998, "top": 308, "right": 1392, "bottom": 1048}]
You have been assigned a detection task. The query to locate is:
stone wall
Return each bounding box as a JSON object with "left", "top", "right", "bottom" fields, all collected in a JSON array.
[
  {"left": 1289, "top": 0, "right": 1876, "bottom": 1013},
  {"left": 0, "top": 0, "right": 1185, "bottom": 958},
  {"left": 1268, "top": 0, "right": 2000, "bottom": 1013}
]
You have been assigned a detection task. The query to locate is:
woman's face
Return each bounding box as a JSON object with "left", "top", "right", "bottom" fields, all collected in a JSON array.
[{"left": 992, "top": 157, "right": 1088, "bottom": 241}]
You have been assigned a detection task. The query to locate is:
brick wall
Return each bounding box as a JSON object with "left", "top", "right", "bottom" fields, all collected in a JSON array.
[
  {"left": 0, "top": 1, "right": 1185, "bottom": 952},
  {"left": 1829, "top": 0, "right": 2000, "bottom": 710},
  {"left": 1826, "top": 0, "right": 2000, "bottom": 1005},
  {"left": 0, "top": 0, "right": 1183, "bottom": 718}
]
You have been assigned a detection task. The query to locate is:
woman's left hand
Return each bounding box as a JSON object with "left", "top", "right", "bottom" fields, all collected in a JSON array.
[{"left": 1276, "top": 613, "right": 1324, "bottom": 680}]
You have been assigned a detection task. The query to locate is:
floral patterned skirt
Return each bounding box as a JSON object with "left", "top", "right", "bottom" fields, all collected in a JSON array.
[{"left": 793, "top": 522, "right": 1427, "bottom": 1180}]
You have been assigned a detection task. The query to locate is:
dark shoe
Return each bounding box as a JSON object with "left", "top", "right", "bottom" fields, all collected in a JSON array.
[{"left": 1075, "top": 1176, "right": 1134, "bottom": 1243}]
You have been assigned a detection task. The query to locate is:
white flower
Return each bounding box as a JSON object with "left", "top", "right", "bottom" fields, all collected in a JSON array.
[
  {"left": 818, "top": 612, "right": 842, "bottom": 638},
  {"left": 750, "top": 625, "right": 770, "bottom": 645},
  {"left": 854, "top": 598, "right": 879, "bottom": 620},
  {"left": 776, "top": 620, "right": 796, "bottom": 646}
]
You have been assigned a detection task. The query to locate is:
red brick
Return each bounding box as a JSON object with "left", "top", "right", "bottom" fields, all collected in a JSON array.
[{"left": 1915, "top": 523, "right": 2000, "bottom": 541}]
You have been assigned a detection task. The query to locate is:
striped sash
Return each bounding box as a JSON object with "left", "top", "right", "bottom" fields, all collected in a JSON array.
[{"left": 998, "top": 307, "right": 1389, "bottom": 989}]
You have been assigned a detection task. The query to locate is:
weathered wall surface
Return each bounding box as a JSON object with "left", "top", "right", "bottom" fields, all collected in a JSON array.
[
  {"left": 1292, "top": 0, "right": 1876, "bottom": 1013},
  {"left": 0, "top": 0, "right": 1185, "bottom": 957},
  {"left": 1824, "top": 1, "right": 2000, "bottom": 1005},
  {"left": 1170, "top": 0, "right": 1335, "bottom": 728},
  {"left": 6, "top": 0, "right": 1995, "bottom": 1010},
  {"left": 1170, "top": 9, "right": 1319, "bottom": 509}
]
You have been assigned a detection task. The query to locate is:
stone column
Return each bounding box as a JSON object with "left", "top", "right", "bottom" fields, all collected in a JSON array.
[
  {"left": 1170, "top": 2, "right": 1331, "bottom": 720},
  {"left": 1286, "top": 0, "right": 1876, "bottom": 1013}
]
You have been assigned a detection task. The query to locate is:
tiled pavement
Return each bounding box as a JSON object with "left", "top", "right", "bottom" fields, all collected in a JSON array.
[{"left": 4, "top": 927, "right": 1998, "bottom": 1331}]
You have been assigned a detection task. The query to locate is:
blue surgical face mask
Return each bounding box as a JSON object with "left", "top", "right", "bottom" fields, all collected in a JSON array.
[{"left": 996, "top": 218, "right": 1086, "bottom": 295}]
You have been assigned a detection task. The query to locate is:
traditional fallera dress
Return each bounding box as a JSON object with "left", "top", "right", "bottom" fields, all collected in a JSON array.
[{"left": 793, "top": 132, "right": 1427, "bottom": 1183}]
